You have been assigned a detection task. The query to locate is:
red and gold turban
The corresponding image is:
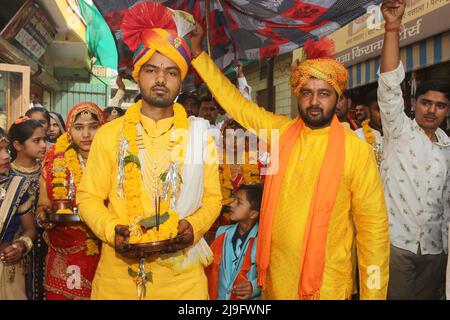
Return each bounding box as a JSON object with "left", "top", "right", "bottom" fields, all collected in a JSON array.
[
  {"left": 291, "top": 37, "right": 348, "bottom": 97},
  {"left": 120, "top": 2, "right": 195, "bottom": 82},
  {"left": 66, "top": 102, "right": 105, "bottom": 132}
]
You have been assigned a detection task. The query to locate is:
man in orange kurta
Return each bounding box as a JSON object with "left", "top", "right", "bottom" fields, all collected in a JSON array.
[{"left": 189, "top": 25, "right": 390, "bottom": 300}]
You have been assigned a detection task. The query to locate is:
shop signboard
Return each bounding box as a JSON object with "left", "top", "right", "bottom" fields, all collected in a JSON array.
[
  {"left": 332, "top": 0, "right": 450, "bottom": 67},
  {"left": 1, "top": 0, "right": 57, "bottom": 62}
]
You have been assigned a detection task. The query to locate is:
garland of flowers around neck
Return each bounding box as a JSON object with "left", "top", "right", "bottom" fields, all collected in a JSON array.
[
  {"left": 122, "top": 101, "right": 189, "bottom": 298},
  {"left": 362, "top": 120, "right": 376, "bottom": 145},
  {"left": 122, "top": 101, "right": 189, "bottom": 224},
  {"left": 219, "top": 151, "right": 260, "bottom": 205},
  {"left": 362, "top": 119, "right": 383, "bottom": 167},
  {"left": 219, "top": 165, "right": 234, "bottom": 205},
  {"left": 51, "top": 132, "right": 99, "bottom": 255}
]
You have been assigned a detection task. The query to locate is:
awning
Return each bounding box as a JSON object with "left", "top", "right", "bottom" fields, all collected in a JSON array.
[{"left": 348, "top": 31, "right": 450, "bottom": 89}]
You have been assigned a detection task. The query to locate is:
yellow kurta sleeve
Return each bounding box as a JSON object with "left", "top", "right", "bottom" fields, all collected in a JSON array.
[
  {"left": 350, "top": 142, "right": 390, "bottom": 300},
  {"left": 185, "top": 135, "right": 222, "bottom": 244},
  {"left": 77, "top": 125, "right": 122, "bottom": 246},
  {"left": 191, "top": 51, "right": 291, "bottom": 136}
]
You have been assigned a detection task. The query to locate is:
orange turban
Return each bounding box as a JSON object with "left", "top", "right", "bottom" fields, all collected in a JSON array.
[
  {"left": 120, "top": 2, "right": 195, "bottom": 82},
  {"left": 291, "top": 38, "right": 348, "bottom": 97}
]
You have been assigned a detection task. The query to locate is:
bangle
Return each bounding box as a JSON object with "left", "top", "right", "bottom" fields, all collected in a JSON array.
[
  {"left": 15, "top": 236, "right": 33, "bottom": 256},
  {"left": 385, "top": 22, "right": 403, "bottom": 32}
]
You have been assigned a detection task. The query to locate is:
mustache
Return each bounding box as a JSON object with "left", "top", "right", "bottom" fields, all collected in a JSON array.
[
  {"left": 306, "top": 105, "right": 323, "bottom": 112},
  {"left": 151, "top": 84, "right": 168, "bottom": 91}
]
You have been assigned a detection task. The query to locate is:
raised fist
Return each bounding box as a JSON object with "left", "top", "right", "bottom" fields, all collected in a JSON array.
[{"left": 381, "top": 0, "right": 406, "bottom": 25}]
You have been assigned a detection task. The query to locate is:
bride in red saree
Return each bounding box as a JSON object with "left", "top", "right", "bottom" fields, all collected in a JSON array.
[{"left": 36, "top": 102, "right": 105, "bottom": 300}]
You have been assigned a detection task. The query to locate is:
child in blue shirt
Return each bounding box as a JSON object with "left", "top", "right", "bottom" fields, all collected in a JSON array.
[{"left": 206, "top": 184, "right": 262, "bottom": 300}]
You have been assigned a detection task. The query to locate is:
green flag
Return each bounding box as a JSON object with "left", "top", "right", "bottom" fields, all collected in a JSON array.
[{"left": 78, "top": 0, "right": 118, "bottom": 70}]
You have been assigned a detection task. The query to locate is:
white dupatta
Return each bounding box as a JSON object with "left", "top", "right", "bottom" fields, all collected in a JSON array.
[{"left": 156, "top": 117, "right": 214, "bottom": 272}]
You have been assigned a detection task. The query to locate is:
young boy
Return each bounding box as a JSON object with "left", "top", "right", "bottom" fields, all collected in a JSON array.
[{"left": 206, "top": 184, "right": 262, "bottom": 300}]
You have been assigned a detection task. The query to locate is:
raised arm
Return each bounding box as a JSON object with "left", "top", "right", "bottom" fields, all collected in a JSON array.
[
  {"left": 378, "top": 0, "right": 409, "bottom": 138},
  {"left": 380, "top": 1, "right": 404, "bottom": 74},
  {"left": 237, "top": 62, "right": 252, "bottom": 101},
  {"left": 190, "top": 23, "right": 290, "bottom": 134}
]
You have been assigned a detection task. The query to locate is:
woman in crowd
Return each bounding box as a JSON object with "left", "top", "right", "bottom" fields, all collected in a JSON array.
[
  {"left": 36, "top": 102, "right": 105, "bottom": 300},
  {"left": 25, "top": 107, "right": 50, "bottom": 137},
  {"left": 0, "top": 127, "right": 37, "bottom": 299},
  {"left": 48, "top": 112, "right": 66, "bottom": 145},
  {"left": 8, "top": 117, "right": 47, "bottom": 300}
]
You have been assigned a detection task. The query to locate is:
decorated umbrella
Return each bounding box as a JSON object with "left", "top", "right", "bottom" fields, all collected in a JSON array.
[{"left": 92, "top": 0, "right": 383, "bottom": 78}]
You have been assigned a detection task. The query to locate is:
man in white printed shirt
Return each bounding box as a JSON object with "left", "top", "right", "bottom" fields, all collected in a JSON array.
[{"left": 379, "top": 0, "right": 450, "bottom": 300}]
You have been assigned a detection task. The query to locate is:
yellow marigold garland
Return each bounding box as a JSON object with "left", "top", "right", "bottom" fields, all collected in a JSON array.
[
  {"left": 362, "top": 120, "right": 376, "bottom": 145},
  {"left": 219, "top": 151, "right": 260, "bottom": 205},
  {"left": 362, "top": 119, "right": 383, "bottom": 167},
  {"left": 50, "top": 132, "right": 99, "bottom": 255},
  {"left": 122, "top": 101, "right": 188, "bottom": 231},
  {"left": 219, "top": 164, "right": 234, "bottom": 205},
  {"left": 128, "top": 210, "right": 180, "bottom": 244},
  {"left": 52, "top": 133, "right": 82, "bottom": 202}
]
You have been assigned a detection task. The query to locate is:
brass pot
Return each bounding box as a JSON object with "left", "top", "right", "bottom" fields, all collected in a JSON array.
[{"left": 52, "top": 199, "right": 73, "bottom": 213}]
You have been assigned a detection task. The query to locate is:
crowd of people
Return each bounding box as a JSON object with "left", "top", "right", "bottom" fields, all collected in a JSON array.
[{"left": 0, "top": 0, "right": 449, "bottom": 300}]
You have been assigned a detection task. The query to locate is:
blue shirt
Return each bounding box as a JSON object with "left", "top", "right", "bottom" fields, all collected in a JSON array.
[{"left": 216, "top": 222, "right": 261, "bottom": 300}]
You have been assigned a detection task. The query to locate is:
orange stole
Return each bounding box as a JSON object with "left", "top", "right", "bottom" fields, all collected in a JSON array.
[
  {"left": 256, "top": 116, "right": 345, "bottom": 299},
  {"left": 206, "top": 232, "right": 256, "bottom": 300}
]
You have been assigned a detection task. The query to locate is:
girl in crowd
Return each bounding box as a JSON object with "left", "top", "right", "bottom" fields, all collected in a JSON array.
[
  {"left": 48, "top": 112, "right": 66, "bottom": 145},
  {"left": 219, "top": 119, "right": 264, "bottom": 210},
  {"left": 8, "top": 117, "right": 47, "bottom": 300},
  {"left": 25, "top": 107, "right": 50, "bottom": 136},
  {"left": 0, "top": 127, "right": 37, "bottom": 299},
  {"left": 36, "top": 102, "right": 105, "bottom": 300}
]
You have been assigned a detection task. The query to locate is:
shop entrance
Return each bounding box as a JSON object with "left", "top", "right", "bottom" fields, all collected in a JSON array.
[{"left": 0, "top": 63, "right": 30, "bottom": 130}]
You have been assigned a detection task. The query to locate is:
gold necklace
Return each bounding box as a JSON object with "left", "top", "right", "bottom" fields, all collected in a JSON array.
[
  {"left": 77, "top": 154, "right": 86, "bottom": 172},
  {"left": 140, "top": 122, "right": 174, "bottom": 139},
  {"left": 11, "top": 161, "right": 40, "bottom": 173}
]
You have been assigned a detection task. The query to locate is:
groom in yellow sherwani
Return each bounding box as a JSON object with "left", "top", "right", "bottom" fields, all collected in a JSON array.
[
  {"left": 189, "top": 24, "right": 390, "bottom": 300},
  {"left": 77, "top": 3, "right": 221, "bottom": 299}
]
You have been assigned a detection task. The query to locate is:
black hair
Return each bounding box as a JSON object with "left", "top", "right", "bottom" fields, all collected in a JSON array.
[
  {"left": 179, "top": 92, "right": 200, "bottom": 106},
  {"left": 199, "top": 95, "right": 214, "bottom": 104},
  {"left": 134, "top": 93, "right": 142, "bottom": 103},
  {"left": 25, "top": 107, "right": 51, "bottom": 125},
  {"left": 415, "top": 80, "right": 450, "bottom": 101},
  {"left": 366, "top": 88, "right": 378, "bottom": 106},
  {"left": 0, "top": 127, "right": 5, "bottom": 140},
  {"left": 8, "top": 119, "right": 43, "bottom": 160},
  {"left": 103, "top": 107, "right": 125, "bottom": 118},
  {"left": 178, "top": 92, "right": 188, "bottom": 104},
  {"left": 238, "top": 184, "right": 263, "bottom": 212},
  {"left": 341, "top": 90, "right": 351, "bottom": 99}
]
